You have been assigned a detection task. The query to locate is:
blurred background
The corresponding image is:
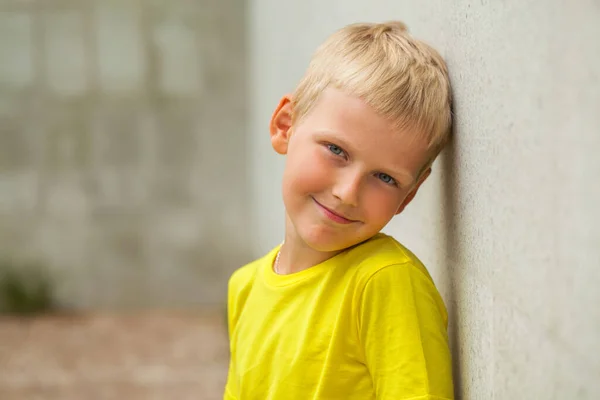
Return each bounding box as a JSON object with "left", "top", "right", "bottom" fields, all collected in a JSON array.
[
  {"left": 0, "top": 0, "right": 599, "bottom": 399},
  {"left": 0, "top": 0, "right": 246, "bottom": 398}
]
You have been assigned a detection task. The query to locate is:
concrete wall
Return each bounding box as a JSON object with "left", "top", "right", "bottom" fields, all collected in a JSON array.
[
  {"left": 0, "top": 0, "right": 250, "bottom": 309},
  {"left": 248, "top": 1, "right": 600, "bottom": 398}
]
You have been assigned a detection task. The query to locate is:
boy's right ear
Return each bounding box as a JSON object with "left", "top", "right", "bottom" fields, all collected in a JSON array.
[{"left": 270, "top": 94, "right": 294, "bottom": 155}]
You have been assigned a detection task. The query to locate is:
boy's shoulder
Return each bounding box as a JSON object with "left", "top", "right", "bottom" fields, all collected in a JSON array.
[
  {"left": 347, "top": 233, "right": 448, "bottom": 325},
  {"left": 228, "top": 247, "right": 276, "bottom": 292},
  {"left": 345, "top": 232, "right": 435, "bottom": 283}
]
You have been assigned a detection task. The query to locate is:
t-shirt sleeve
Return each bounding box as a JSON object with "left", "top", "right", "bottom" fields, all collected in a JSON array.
[
  {"left": 224, "top": 267, "right": 247, "bottom": 399},
  {"left": 358, "top": 263, "right": 454, "bottom": 400}
]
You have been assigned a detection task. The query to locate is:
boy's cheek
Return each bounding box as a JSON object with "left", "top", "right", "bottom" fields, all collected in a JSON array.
[
  {"left": 363, "top": 193, "right": 404, "bottom": 223},
  {"left": 285, "top": 171, "right": 321, "bottom": 196},
  {"left": 287, "top": 155, "right": 331, "bottom": 190}
]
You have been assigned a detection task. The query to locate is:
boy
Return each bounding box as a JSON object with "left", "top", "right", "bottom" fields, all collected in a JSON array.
[{"left": 225, "top": 21, "right": 454, "bottom": 400}]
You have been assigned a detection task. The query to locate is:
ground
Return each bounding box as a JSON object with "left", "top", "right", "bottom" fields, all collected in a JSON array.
[{"left": 0, "top": 311, "right": 229, "bottom": 400}]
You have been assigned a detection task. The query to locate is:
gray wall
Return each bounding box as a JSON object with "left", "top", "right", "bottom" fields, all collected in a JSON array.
[
  {"left": 248, "top": 1, "right": 600, "bottom": 398},
  {"left": 0, "top": 0, "right": 250, "bottom": 309}
]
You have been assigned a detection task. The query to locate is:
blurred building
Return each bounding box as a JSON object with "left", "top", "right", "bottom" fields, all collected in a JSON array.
[{"left": 0, "top": 0, "right": 250, "bottom": 309}]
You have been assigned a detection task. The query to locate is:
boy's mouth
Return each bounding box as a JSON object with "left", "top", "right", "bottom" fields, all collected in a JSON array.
[{"left": 312, "top": 197, "right": 357, "bottom": 224}]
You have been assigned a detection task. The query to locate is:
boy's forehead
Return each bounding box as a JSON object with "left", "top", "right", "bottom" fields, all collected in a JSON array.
[{"left": 307, "top": 89, "right": 416, "bottom": 137}]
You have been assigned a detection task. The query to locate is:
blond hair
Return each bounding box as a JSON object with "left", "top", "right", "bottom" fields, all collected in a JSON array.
[{"left": 292, "top": 21, "right": 452, "bottom": 158}]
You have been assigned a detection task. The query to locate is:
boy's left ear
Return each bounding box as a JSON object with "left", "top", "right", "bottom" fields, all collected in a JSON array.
[
  {"left": 270, "top": 94, "right": 294, "bottom": 155},
  {"left": 395, "top": 167, "right": 432, "bottom": 215}
]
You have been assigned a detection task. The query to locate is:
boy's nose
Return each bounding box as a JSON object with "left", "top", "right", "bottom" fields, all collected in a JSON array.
[{"left": 331, "top": 170, "right": 361, "bottom": 208}]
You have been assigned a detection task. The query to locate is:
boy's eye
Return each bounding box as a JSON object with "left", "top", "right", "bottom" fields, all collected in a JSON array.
[
  {"left": 376, "top": 172, "right": 397, "bottom": 186},
  {"left": 327, "top": 144, "right": 345, "bottom": 156}
]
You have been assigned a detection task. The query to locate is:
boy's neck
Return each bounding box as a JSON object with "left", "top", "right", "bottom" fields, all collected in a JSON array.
[{"left": 276, "top": 215, "right": 342, "bottom": 275}]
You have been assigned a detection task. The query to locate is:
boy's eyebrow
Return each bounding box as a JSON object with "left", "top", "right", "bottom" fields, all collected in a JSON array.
[{"left": 314, "top": 129, "right": 416, "bottom": 185}]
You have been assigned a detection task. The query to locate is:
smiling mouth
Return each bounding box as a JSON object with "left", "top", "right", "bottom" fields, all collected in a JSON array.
[{"left": 312, "top": 197, "right": 357, "bottom": 224}]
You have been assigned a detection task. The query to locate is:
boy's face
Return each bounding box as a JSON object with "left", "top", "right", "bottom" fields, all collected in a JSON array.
[{"left": 270, "top": 88, "right": 432, "bottom": 253}]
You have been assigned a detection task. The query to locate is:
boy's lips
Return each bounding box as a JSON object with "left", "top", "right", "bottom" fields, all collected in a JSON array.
[{"left": 312, "top": 197, "right": 357, "bottom": 224}]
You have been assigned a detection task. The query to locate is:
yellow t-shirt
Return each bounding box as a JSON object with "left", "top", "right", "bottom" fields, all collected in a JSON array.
[{"left": 224, "top": 233, "right": 453, "bottom": 400}]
